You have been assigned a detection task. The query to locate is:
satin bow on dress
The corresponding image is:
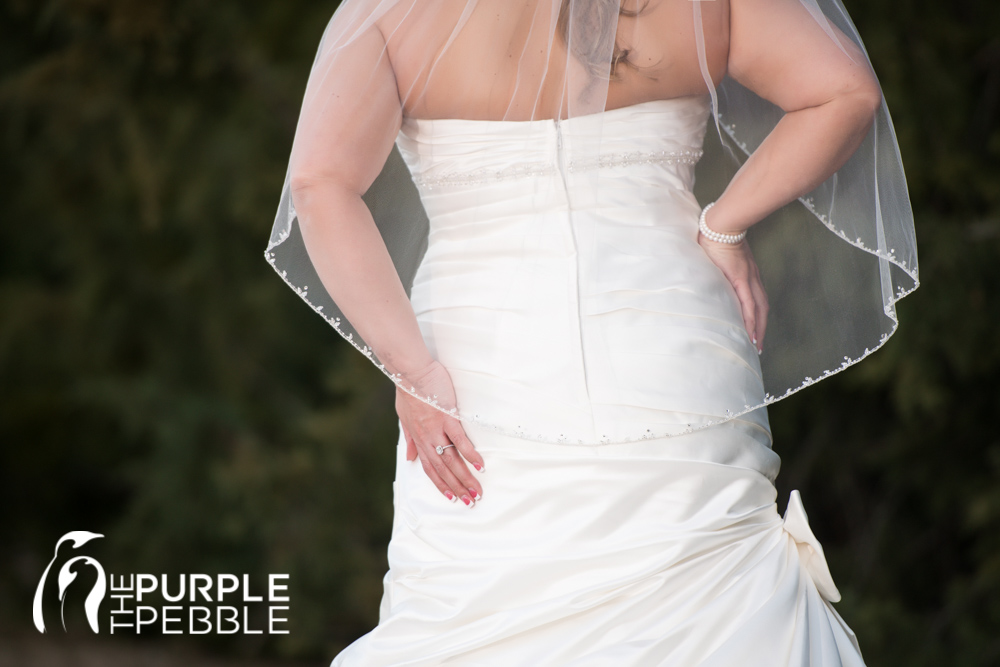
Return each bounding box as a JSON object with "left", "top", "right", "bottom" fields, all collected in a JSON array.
[{"left": 784, "top": 489, "right": 842, "bottom": 604}]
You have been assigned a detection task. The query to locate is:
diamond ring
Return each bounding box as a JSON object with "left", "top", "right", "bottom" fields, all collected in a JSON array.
[{"left": 435, "top": 444, "right": 457, "bottom": 455}]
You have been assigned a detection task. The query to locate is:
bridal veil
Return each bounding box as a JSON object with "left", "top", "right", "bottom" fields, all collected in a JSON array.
[{"left": 265, "top": 0, "right": 918, "bottom": 444}]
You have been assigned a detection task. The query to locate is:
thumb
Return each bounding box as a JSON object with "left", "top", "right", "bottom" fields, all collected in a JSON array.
[{"left": 402, "top": 425, "right": 417, "bottom": 461}]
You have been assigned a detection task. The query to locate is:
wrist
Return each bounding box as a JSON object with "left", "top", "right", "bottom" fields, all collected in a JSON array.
[
  {"left": 384, "top": 351, "right": 438, "bottom": 381},
  {"left": 699, "top": 202, "right": 747, "bottom": 244}
]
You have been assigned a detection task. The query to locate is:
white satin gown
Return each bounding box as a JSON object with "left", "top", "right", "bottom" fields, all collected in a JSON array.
[{"left": 332, "top": 96, "right": 865, "bottom": 666}]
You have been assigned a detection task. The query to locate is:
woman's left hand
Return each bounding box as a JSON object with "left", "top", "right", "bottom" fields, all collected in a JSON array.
[{"left": 698, "top": 236, "right": 768, "bottom": 354}]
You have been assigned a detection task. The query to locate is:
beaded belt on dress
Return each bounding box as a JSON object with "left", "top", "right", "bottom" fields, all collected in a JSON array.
[{"left": 412, "top": 148, "right": 703, "bottom": 189}]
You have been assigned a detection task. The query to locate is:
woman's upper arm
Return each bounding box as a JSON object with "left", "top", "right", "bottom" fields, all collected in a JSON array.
[
  {"left": 727, "top": 0, "right": 880, "bottom": 113},
  {"left": 289, "top": 24, "right": 402, "bottom": 197}
]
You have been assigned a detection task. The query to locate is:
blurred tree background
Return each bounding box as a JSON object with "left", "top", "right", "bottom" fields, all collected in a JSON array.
[{"left": 0, "top": 0, "right": 998, "bottom": 664}]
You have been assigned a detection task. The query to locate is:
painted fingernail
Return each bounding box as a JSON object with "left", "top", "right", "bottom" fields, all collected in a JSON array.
[
  {"left": 461, "top": 495, "right": 474, "bottom": 507},
  {"left": 469, "top": 488, "right": 481, "bottom": 501},
  {"left": 758, "top": 347, "right": 763, "bottom": 356},
  {"left": 473, "top": 462, "right": 485, "bottom": 473},
  {"left": 444, "top": 490, "right": 456, "bottom": 502}
]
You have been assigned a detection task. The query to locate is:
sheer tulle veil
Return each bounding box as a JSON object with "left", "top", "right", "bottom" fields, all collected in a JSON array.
[{"left": 266, "top": 0, "right": 917, "bottom": 444}]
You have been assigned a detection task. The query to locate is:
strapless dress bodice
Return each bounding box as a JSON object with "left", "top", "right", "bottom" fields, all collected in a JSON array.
[
  {"left": 395, "top": 95, "right": 770, "bottom": 446},
  {"left": 397, "top": 96, "right": 711, "bottom": 197}
]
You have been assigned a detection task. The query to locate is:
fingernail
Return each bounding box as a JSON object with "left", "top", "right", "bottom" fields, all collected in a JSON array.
[
  {"left": 444, "top": 490, "right": 456, "bottom": 502},
  {"left": 469, "top": 488, "right": 481, "bottom": 501},
  {"left": 758, "top": 347, "right": 763, "bottom": 356},
  {"left": 461, "top": 495, "right": 474, "bottom": 507},
  {"left": 752, "top": 335, "right": 757, "bottom": 345},
  {"left": 473, "top": 462, "right": 485, "bottom": 473}
]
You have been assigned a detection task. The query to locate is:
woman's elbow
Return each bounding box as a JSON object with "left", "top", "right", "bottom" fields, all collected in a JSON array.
[
  {"left": 289, "top": 170, "right": 346, "bottom": 213},
  {"left": 289, "top": 170, "right": 326, "bottom": 198},
  {"left": 288, "top": 173, "right": 322, "bottom": 224},
  {"left": 859, "top": 78, "right": 882, "bottom": 117},
  {"left": 846, "top": 72, "right": 882, "bottom": 124},
  {"left": 288, "top": 169, "right": 362, "bottom": 233},
  {"left": 290, "top": 165, "right": 363, "bottom": 202}
]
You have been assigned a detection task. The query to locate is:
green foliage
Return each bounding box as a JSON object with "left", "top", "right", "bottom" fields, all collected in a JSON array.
[
  {"left": 1, "top": 0, "right": 998, "bottom": 662},
  {"left": 0, "top": 0, "right": 398, "bottom": 658},
  {"left": 768, "top": 1, "right": 1000, "bottom": 663}
]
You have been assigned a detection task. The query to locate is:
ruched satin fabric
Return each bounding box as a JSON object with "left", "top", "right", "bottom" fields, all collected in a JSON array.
[
  {"left": 398, "top": 97, "right": 768, "bottom": 444},
  {"left": 332, "top": 98, "right": 866, "bottom": 665}
]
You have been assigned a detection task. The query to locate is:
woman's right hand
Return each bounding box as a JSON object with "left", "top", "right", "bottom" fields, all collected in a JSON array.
[{"left": 395, "top": 360, "right": 485, "bottom": 508}]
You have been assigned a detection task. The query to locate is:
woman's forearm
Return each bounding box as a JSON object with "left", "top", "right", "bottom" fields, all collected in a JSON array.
[
  {"left": 293, "top": 179, "right": 435, "bottom": 379},
  {"left": 707, "top": 90, "right": 881, "bottom": 235}
]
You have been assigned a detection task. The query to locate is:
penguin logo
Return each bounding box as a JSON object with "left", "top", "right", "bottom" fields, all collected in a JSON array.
[{"left": 33, "top": 531, "right": 107, "bottom": 634}]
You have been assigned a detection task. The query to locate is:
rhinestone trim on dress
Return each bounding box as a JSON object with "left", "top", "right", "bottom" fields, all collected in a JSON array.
[{"left": 412, "top": 149, "right": 703, "bottom": 189}]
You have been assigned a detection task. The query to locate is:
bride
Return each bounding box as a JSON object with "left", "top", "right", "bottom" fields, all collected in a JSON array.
[{"left": 267, "top": 0, "right": 918, "bottom": 664}]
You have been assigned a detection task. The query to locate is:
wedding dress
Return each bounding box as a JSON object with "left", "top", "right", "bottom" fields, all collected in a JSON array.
[{"left": 330, "top": 96, "right": 866, "bottom": 666}]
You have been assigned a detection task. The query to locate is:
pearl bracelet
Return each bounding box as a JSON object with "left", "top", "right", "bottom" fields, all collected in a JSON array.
[{"left": 698, "top": 202, "right": 746, "bottom": 244}]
